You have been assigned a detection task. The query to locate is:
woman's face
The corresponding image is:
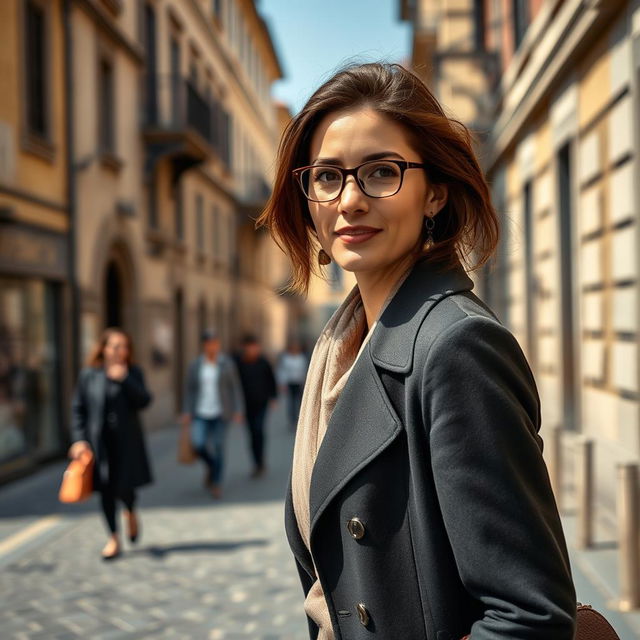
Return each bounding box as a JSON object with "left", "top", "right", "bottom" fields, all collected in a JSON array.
[
  {"left": 103, "top": 333, "right": 129, "bottom": 365},
  {"left": 306, "top": 106, "right": 446, "bottom": 277}
]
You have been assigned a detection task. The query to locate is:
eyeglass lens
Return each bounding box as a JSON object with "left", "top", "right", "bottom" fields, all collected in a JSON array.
[{"left": 301, "top": 161, "right": 402, "bottom": 201}]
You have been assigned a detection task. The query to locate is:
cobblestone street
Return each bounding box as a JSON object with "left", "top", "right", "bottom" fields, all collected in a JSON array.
[{"left": 0, "top": 401, "right": 307, "bottom": 640}]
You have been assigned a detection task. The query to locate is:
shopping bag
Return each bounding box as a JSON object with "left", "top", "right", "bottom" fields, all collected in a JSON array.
[
  {"left": 177, "top": 422, "right": 196, "bottom": 464},
  {"left": 58, "top": 449, "right": 94, "bottom": 503}
]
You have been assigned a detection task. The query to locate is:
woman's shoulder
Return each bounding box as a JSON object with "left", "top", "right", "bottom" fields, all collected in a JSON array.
[{"left": 414, "top": 291, "right": 519, "bottom": 365}]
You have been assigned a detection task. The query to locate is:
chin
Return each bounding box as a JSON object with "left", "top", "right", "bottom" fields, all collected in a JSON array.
[{"left": 334, "top": 251, "right": 386, "bottom": 274}]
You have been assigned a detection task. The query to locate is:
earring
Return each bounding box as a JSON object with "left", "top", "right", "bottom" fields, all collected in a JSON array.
[
  {"left": 424, "top": 215, "right": 435, "bottom": 251},
  {"left": 318, "top": 248, "right": 332, "bottom": 265}
]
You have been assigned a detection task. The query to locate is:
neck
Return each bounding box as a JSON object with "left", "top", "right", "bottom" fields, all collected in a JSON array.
[{"left": 355, "top": 253, "right": 416, "bottom": 329}]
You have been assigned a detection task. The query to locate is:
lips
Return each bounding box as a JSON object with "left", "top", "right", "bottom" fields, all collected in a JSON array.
[{"left": 335, "top": 226, "right": 382, "bottom": 245}]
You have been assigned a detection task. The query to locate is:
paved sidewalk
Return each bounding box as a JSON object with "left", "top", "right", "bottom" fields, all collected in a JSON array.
[{"left": 0, "top": 400, "right": 308, "bottom": 640}]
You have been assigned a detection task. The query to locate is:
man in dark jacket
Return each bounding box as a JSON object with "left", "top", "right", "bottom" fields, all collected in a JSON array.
[
  {"left": 181, "top": 329, "right": 245, "bottom": 498},
  {"left": 233, "top": 334, "right": 277, "bottom": 478}
]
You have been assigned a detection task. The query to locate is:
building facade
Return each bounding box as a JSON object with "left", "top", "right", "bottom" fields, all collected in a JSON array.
[
  {"left": 0, "top": 0, "right": 291, "bottom": 481},
  {"left": 401, "top": 0, "right": 640, "bottom": 548},
  {"left": 0, "top": 0, "right": 71, "bottom": 479}
]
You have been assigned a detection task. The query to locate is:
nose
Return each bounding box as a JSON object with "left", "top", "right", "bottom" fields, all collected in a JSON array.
[{"left": 338, "top": 176, "right": 368, "bottom": 213}]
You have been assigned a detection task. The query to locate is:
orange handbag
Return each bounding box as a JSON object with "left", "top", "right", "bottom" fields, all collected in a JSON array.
[{"left": 58, "top": 449, "right": 94, "bottom": 503}]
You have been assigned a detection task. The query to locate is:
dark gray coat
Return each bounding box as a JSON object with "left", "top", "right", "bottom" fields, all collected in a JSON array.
[
  {"left": 183, "top": 354, "right": 245, "bottom": 421},
  {"left": 284, "top": 257, "right": 576, "bottom": 640},
  {"left": 71, "top": 365, "right": 153, "bottom": 492}
]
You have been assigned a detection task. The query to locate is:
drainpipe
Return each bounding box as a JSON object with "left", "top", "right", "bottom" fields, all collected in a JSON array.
[{"left": 63, "top": 0, "right": 80, "bottom": 379}]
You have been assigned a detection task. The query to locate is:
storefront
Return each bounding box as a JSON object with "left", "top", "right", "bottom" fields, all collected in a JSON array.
[{"left": 0, "top": 221, "right": 69, "bottom": 480}]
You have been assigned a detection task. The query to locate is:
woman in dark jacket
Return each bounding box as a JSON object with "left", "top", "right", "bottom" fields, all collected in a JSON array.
[
  {"left": 257, "top": 62, "right": 576, "bottom": 639},
  {"left": 69, "top": 327, "right": 153, "bottom": 560}
]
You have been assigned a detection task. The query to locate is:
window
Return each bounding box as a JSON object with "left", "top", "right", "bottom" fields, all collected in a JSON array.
[
  {"left": 512, "top": 0, "right": 528, "bottom": 50},
  {"left": 98, "top": 57, "right": 115, "bottom": 153},
  {"left": 228, "top": 217, "right": 235, "bottom": 268},
  {"left": 143, "top": 3, "right": 158, "bottom": 124},
  {"left": 24, "top": 0, "right": 49, "bottom": 139},
  {"left": 196, "top": 194, "right": 204, "bottom": 253},
  {"left": 212, "top": 204, "right": 220, "bottom": 260},
  {"left": 175, "top": 183, "right": 184, "bottom": 241},
  {"left": 170, "top": 37, "right": 181, "bottom": 125},
  {"left": 473, "top": 0, "right": 486, "bottom": 51}
]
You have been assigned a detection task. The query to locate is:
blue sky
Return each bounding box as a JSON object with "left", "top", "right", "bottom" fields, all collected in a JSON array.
[{"left": 257, "top": 0, "right": 411, "bottom": 114}]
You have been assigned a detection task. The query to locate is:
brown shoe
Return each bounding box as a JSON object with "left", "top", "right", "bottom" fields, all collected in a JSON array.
[{"left": 211, "top": 484, "right": 222, "bottom": 499}]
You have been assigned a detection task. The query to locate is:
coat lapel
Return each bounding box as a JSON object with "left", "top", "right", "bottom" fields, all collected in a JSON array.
[{"left": 309, "top": 347, "right": 402, "bottom": 539}]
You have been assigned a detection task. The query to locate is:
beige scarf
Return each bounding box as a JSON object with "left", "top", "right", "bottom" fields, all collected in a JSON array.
[{"left": 291, "top": 265, "right": 413, "bottom": 639}]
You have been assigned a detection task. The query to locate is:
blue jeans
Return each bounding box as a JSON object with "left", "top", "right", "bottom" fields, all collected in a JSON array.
[{"left": 191, "top": 416, "right": 226, "bottom": 485}]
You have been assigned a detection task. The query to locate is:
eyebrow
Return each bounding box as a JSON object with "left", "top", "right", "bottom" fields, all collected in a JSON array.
[{"left": 311, "top": 151, "right": 405, "bottom": 165}]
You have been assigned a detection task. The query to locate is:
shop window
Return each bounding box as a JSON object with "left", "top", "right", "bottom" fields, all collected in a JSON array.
[{"left": 0, "top": 278, "right": 62, "bottom": 468}]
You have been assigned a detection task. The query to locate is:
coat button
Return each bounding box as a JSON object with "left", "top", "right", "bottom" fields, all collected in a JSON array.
[
  {"left": 107, "top": 412, "right": 117, "bottom": 424},
  {"left": 347, "top": 517, "right": 365, "bottom": 540},
  {"left": 356, "top": 603, "right": 370, "bottom": 627}
]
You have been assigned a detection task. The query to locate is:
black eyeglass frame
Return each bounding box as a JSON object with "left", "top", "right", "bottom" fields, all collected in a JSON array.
[{"left": 292, "top": 159, "right": 428, "bottom": 202}]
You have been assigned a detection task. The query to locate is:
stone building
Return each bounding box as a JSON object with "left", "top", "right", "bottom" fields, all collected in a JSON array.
[
  {"left": 401, "top": 0, "right": 640, "bottom": 553},
  {"left": 0, "top": 0, "right": 290, "bottom": 481},
  {"left": 0, "top": 0, "right": 71, "bottom": 480}
]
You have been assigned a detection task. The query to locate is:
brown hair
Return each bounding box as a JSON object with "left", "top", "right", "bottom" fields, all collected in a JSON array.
[
  {"left": 87, "top": 327, "right": 134, "bottom": 367},
  {"left": 256, "top": 62, "right": 499, "bottom": 295}
]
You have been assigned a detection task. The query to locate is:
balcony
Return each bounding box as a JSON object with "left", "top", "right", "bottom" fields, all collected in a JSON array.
[{"left": 141, "top": 74, "right": 230, "bottom": 183}]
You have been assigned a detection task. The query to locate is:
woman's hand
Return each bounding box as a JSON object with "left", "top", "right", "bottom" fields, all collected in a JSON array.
[
  {"left": 106, "top": 363, "right": 128, "bottom": 381},
  {"left": 68, "top": 440, "right": 91, "bottom": 459}
]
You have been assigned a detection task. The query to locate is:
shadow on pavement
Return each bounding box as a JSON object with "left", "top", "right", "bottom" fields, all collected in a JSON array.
[{"left": 133, "top": 538, "right": 270, "bottom": 559}]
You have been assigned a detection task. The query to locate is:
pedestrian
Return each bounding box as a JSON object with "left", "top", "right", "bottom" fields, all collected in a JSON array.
[
  {"left": 257, "top": 62, "right": 576, "bottom": 639},
  {"left": 277, "top": 340, "right": 307, "bottom": 431},
  {"left": 181, "top": 329, "right": 244, "bottom": 499},
  {"left": 69, "top": 327, "right": 153, "bottom": 561},
  {"left": 233, "top": 334, "right": 278, "bottom": 478}
]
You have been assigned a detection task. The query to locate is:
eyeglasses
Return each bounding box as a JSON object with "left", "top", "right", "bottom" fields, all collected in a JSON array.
[{"left": 292, "top": 159, "right": 427, "bottom": 203}]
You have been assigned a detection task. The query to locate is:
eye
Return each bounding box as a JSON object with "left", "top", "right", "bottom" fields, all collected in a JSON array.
[
  {"left": 363, "top": 162, "right": 401, "bottom": 180},
  {"left": 313, "top": 168, "right": 342, "bottom": 183}
]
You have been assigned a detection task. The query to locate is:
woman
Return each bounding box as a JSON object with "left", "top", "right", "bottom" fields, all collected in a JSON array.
[
  {"left": 258, "top": 63, "right": 576, "bottom": 639},
  {"left": 69, "top": 328, "right": 153, "bottom": 560}
]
